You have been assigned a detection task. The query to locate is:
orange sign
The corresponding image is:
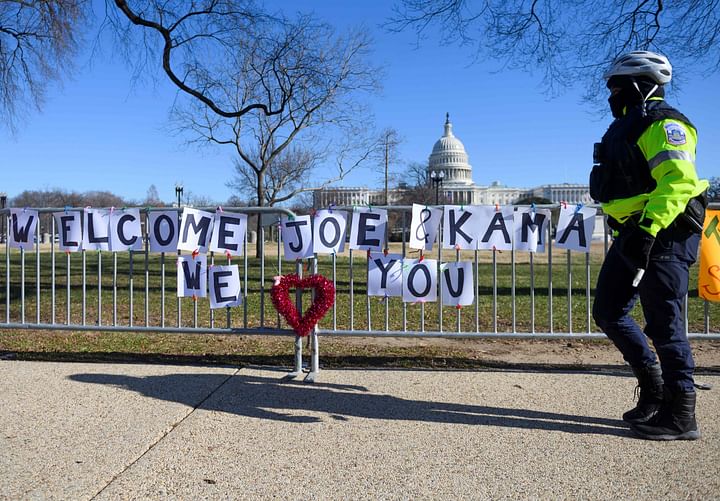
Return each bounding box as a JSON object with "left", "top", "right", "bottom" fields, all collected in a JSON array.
[{"left": 699, "top": 209, "right": 720, "bottom": 302}]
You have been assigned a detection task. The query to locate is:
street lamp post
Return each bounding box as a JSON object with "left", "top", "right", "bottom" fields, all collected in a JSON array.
[
  {"left": 430, "top": 170, "right": 445, "bottom": 205},
  {"left": 0, "top": 192, "right": 6, "bottom": 243},
  {"left": 175, "top": 184, "right": 184, "bottom": 208},
  {"left": 384, "top": 133, "right": 389, "bottom": 207}
]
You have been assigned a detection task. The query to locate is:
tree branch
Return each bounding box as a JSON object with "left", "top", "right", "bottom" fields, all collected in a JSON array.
[{"left": 113, "top": 0, "right": 285, "bottom": 118}]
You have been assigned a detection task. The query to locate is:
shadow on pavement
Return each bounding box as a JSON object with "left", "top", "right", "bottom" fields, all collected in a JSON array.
[
  {"left": 1, "top": 350, "right": 631, "bottom": 372},
  {"left": 69, "top": 371, "right": 632, "bottom": 438}
]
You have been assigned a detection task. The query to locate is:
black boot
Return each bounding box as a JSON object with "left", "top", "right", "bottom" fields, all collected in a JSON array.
[
  {"left": 623, "top": 363, "right": 664, "bottom": 424},
  {"left": 631, "top": 387, "right": 700, "bottom": 441}
]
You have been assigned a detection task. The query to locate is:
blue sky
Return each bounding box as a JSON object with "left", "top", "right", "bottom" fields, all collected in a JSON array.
[{"left": 2, "top": 1, "right": 718, "bottom": 205}]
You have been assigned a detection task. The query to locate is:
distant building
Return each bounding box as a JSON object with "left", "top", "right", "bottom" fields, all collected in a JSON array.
[
  {"left": 528, "top": 184, "right": 593, "bottom": 205},
  {"left": 313, "top": 114, "right": 590, "bottom": 208}
]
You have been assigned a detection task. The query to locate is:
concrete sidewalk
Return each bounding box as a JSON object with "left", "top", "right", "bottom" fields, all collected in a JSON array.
[{"left": 1, "top": 361, "right": 718, "bottom": 500}]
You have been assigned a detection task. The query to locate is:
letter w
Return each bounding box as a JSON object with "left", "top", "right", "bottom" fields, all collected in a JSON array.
[
  {"left": 182, "top": 261, "right": 202, "bottom": 290},
  {"left": 12, "top": 214, "right": 34, "bottom": 243}
]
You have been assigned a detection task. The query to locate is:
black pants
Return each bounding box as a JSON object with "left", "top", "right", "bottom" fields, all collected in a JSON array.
[{"left": 593, "top": 227, "right": 700, "bottom": 391}]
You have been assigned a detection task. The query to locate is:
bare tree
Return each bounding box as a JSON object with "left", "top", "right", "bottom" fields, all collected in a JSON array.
[
  {"left": 0, "top": 0, "right": 87, "bottom": 132},
  {"left": 143, "top": 184, "right": 163, "bottom": 206},
  {"left": 394, "top": 161, "right": 443, "bottom": 206},
  {"left": 387, "top": 1, "right": 720, "bottom": 102},
  {"left": 405, "top": 160, "right": 430, "bottom": 187},
  {"left": 182, "top": 190, "right": 216, "bottom": 208},
  {"left": 11, "top": 188, "right": 128, "bottom": 234},
  {"left": 214, "top": 116, "right": 383, "bottom": 207},
  {"left": 376, "top": 128, "right": 403, "bottom": 206},
  {"left": 162, "top": 12, "right": 382, "bottom": 256},
  {"left": 105, "top": 1, "right": 384, "bottom": 121},
  {"left": 182, "top": 107, "right": 382, "bottom": 256},
  {"left": 172, "top": 17, "right": 379, "bottom": 206},
  {"left": 11, "top": 188, "right": 127, "bottom": 208}
]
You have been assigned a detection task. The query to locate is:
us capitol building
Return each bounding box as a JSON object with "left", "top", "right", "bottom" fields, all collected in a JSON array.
[{"left": 313, "top": 114, "right": 591, "bottom": 208}]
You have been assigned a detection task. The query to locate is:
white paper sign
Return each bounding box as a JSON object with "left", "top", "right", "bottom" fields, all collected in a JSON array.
[
  {"left": 208, "top": 265, "right": 242, "bottom": 308},
  {"left": 281, "top": 215, "right": 313, "bottom": 260},
  {"left": 109, "top": 208, "right": 143, "bottom": 252},
  {"left": 148, "top": 211, "right": 179, "bottom": 253},
  {"left": 476, "top": 205, "right": 514, "bottom": 251},
  {"left": 210, "top": 210, "right": 247, "bottom": 256},
  {"left": 349, "top": 208, "right": 387, "bottom": 251},
  {"left": 178, "top": 208, "right": 214, "bottom": 254},
  {"left": 177, "top": 255, "right": 207, "bottom": 297},
  {"left": 53, "top": 211, "right": 82, "bottom": 252},
  {"left": 82, "top": 208, "right": 110, "bottom": 251},
  {"left": 441, "top": 261, "right": 474, "bottom": 306},
  {"left": 555, "top": 205, "right": 597, "bottom": 252},
  {"left": 368, "top": 252, "right": 403, "bottom": 297},
  {"left": 513, "top": 207, "right": 551, "bottom": 253},
  {"left": 9, "top": 209, "right": 38, "bottom": 250},
  {"left": 402, "top": 258, "right": 437, "bottom": 303},
  {"left": 312, "top": 210, "right": 347, "bottom": 255},
  {"left": 442, "top": 205, "right": 481, "bottom": 250},
  {"left": 409, "top": 204, "right": 442, "bottom": 251}
]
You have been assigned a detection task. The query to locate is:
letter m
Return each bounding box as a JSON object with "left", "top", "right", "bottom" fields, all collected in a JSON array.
[{"left": 521, "top": 212, "right": 545, "bottom": 244}]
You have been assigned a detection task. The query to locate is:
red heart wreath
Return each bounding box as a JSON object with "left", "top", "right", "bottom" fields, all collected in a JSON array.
[{"left": 270, "top": 274, "right": 336, "bottom": 337}]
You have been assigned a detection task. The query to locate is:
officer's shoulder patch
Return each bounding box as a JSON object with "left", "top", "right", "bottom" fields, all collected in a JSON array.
[{"left": 663, "top": 122, "right": 687, "bottom": 146}]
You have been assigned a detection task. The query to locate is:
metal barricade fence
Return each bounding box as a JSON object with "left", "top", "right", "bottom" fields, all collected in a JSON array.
[
  {"left": 0, "top": 207, "right": 299, "bottom": 335},
  {"left": 0, "top": 204, "right": 718, "bottom": 377},
  {"left": 315, "top": 204, "right": 718, "bottom": 341}
]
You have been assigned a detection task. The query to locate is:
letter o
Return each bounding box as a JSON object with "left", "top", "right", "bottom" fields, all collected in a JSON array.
[
  {"left": 408, "top": 264, "right": 432, "bottom": 297},
  {"left": 154, "top": 215, "right": 175, "bottom": 246},
  {"left": 319, "top": 217, "right": 341, "bottom": 248}
]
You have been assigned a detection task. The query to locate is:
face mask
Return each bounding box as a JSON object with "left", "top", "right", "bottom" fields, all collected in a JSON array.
[
  {"left": 607, "top": 87, "right": 642, "bottom": 118},
  {"left": 608, "top": 93, "right": 626, "bottom": 118}
]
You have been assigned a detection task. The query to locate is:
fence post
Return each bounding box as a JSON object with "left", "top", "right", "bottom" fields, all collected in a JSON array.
[
  {"left": 305, "top": 257, "right": 321, "bottom": 383},
  {"left": 285, "top": 258, "right": 304, "bottom": 380}
]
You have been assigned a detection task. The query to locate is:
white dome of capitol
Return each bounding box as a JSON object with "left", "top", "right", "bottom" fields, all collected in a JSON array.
[
  {"left": 431, "top": 123, "right": 467, "bottom": 155},
  {"left": 428, "top": 113, "right": 473, "bottom": 186}
]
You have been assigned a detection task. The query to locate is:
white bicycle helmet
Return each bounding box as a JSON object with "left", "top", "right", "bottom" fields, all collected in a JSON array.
[{"left": 603, "top": 51, "right": 672, "bottom": 85}]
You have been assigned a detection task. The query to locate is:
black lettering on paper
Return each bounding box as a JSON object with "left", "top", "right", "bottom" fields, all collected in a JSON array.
[
  {"left": 357, "top": 212, "right": 381, "bottom": 247},
  {"left": 558, "top": 213, "right": 586, "bottom": 248},
  {"left": 154, "top": 215, "right": 175, "bottom": 246},
  {"left": 117, "top": 214, "right": 138, "bottom": 246},
  {"left": 443, "top": 267, "right": 465, "bottom": 298},
  {"left": 286, "top": 219, "right": 308, "bottom": 252},
  {"left": 11, "top": 214, "right": 35, "bottom": 243},
  {"left": 481, "top": 212, "right": 511, "bottom": 244},
  {"left": 212, "top": 270, "right": 235, "bottom": 302},
  {"left": 319, "top": 217, "right": 341, "bottom": 248},
  {"left": 448, "top": 209, "right": 472, "bottom": 246},
  {"left": 182, "top": 260, "right": 202, "bottom": 290},
  {"left": 408, "top": 264, "right": 432, "bottom": 297},
  {"left": 520, "top": 212, "right": 545, "bottom": 244},
  {"left": 182, "top": 214, "right": 212, "bottom": 246}
]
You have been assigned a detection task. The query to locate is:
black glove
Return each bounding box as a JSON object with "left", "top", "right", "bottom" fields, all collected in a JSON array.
[{"left": 619, "top": 226, "right": 655, "bottom": 270}]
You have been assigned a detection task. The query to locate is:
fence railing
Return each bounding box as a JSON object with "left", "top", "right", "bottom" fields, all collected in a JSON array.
[{"left": 0, "top": 204, "right": 718, "bottom": 379}]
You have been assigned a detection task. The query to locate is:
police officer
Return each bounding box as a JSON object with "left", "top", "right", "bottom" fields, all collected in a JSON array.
[{"left": 590, "top": 51, "right": 708, "bottom": 440}]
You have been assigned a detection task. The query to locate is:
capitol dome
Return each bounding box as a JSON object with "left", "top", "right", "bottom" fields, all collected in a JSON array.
[{"left": 428, "top": 113, "right": 474, "bottom": 186}]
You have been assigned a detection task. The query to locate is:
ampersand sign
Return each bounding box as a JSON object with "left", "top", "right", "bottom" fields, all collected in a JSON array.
[{"left": 270, "top": 274, "right": 336, "bottom": 337}]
